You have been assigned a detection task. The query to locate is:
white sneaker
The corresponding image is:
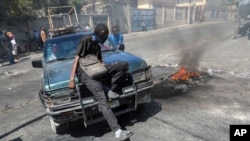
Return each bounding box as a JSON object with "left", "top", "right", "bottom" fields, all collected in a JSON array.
[
  {"left": 115, "top": 129, "right": 134, "bottom": 141},
  {"left": 108, "top": 90, "right": 120, "bottom": 99}
]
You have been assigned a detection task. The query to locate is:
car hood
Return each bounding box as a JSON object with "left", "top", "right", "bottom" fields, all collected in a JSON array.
[
  {"left": 44, "top": 60, "right": 74, "bottom": 91},
  {"left": 102, "top": 51, "right": 147, "bottom": 72},
  {"left": 45, "top": 51, "right": 147, "bottom": 91}
]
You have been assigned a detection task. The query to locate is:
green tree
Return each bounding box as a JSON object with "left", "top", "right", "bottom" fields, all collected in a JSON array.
[
  {"left": 0, "top": 1, "right": 8, "bottom": 21},
  {"left": 36, "top": 0, "right": 70, "bottom": 15},
  {"left": 69, "top": 0, "right": 85, "bottom": 13},
  {"left": 0, "top": 0, "right": 36, "bottom": 30}
]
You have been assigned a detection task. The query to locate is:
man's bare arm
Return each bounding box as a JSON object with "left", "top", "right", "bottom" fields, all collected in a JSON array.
[{"left": 68, "top": 55, "right": 80, "bottom": 89}]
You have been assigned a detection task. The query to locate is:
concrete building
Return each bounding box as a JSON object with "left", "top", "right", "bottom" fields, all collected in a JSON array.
[
  {"left": 137, "top": 0, "right": 176, "bottom": 9},
  {"left": 175, "top": 0, "right": 206, "bottom": 24}
]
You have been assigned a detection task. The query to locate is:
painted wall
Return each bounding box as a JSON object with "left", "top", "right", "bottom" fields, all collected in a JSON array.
[
  {"left": 176, "top": 0, "right": 206, "bottom": 7},
  {"left": 138, "top": 0, "right": 151, "bottom": 9}
]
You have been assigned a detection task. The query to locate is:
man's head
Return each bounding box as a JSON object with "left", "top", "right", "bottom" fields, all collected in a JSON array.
[
  {"left": 52, "top": 44, "right": 63, "bottom": 58},
  {"left": 7, "top": 32, "right": 14, "bottom": 39},
  {"left": 111, "top": 26, "right": 119, "bottom": 36},
  {"left": 94, "top": 23, "right": 109, "bottom": 44}
]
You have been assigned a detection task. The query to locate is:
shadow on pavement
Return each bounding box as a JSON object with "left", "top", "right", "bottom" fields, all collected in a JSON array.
[
  {"left": 17, "top": 57, "right": 30, "bottom": 63},
  {"left": 9, "top": 137, "right": 22, "bottom": 141},
  {"left": 231, "top": 34, "right": 245, "bottom": 39},
  {"left": 65, "top": 100, "right": 162, "bottom": 139},
  {"left": 119, "top": 100, "right": 162, "bottom": 126},
  {"left": 0, "top": 113, "right": 46, "bottom": 140},
  {"left": 151, "top": 82, "right": 188, "bottom": 99}
]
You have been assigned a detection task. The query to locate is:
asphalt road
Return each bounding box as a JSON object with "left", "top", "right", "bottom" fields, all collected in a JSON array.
[{"left": 0, "top": 21, "right": 250, "bottom": 141}]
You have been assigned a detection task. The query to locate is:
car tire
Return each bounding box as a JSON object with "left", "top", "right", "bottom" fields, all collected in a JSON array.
[
  {"left": 50, "top": 117, "right": 68, "bottom": 134},
  {"left": 248, "top": 33, "right": 250, "bottom": 40}
]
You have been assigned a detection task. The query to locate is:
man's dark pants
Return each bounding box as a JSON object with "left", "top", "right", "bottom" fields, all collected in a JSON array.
[
  {"left": 76, "top": 61, "right": 128, "bottom": 132},
  {"left": 0, "top": 48, "right": 4, "bottom": 64},
  {"left": 7, "top": 44, "right": 14, "bottom": 64}
]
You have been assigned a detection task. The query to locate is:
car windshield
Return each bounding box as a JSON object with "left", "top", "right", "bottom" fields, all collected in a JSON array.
[
  {"left": 101, "top": 40, "right": 117, "bottom": 52},
  {"left": 44, "top": 35, "right": 115, "bottom": 62},
  {"left": 44, "top": 35, "right": 83, "bottom": 63}
]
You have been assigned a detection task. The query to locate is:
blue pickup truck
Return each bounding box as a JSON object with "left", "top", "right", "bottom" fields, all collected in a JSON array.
[{"left": 32, "top": 31, "right": 153, "bottom": 134}]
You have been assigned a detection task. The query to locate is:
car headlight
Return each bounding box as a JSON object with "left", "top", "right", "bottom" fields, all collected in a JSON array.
[
  {"left": 81, "top": 97, "right": 95, "bottom": 105},
  {"left": 133, "top": 72, "right": 146, "bottom": 83},
  {"left": 122, "top": 86, "right": 135, "bottom": 94},
  {"left": 53, "top": 96, "right": 71, "bottom": 105},
  {"left": 145, "top": 70, "right": 152, "bottom": 80},
  {"left": 132, "top": 66, "right": 152, "bottom": 83}
]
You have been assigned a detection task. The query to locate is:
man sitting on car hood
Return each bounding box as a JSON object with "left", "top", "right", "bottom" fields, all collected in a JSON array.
[{"left": 68, "top": 23, "right": 134, "bottom": 141}]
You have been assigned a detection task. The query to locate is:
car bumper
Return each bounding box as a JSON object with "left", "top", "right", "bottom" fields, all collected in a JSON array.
[{"left": 45, "top": 80, "right": 153, "bottom": 125}]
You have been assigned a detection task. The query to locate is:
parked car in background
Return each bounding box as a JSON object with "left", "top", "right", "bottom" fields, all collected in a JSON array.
[
  {"left": 232, "top": 0, "right": 250, "bottom": 39},
  {"left": 32, "top": 28, "right": 153, "bottom": 134}
]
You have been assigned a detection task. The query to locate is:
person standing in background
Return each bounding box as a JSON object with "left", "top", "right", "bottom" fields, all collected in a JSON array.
[
  {"left": 49, "top": 31, "right": 53, "bottom": 39},
  {"left": 0, "top": 31, "right": 6, "bottom": 66},
  {"left": 24, "top": 31, "right": 31, "bottom": 52},
  {"left": 3, "top": 31, "right": 14, "bottom": 65},
  {"left": 108, "top": 26, "right": 124, "bottom": 51},
  {"left": 84, "top": 24, "right": 91, "bottom": 32},
  {"left": 141, "top": 21, "right": 147, "bottom": 32},
  {"left": 7, "top": 32, "right": 19, "bottom": 62},
  {"left": 33, "top": 29, "right": 40, "bottom": 50},
  {"left": 40, "top": 26, "right": 47, "bottom": 50}
]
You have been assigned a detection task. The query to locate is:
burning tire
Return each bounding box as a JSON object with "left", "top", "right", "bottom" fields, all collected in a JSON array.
[{"left": 161, "top": 66, "right": 211, "bottom": 94}]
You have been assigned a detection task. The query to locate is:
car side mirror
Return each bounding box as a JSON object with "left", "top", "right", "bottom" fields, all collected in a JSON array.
[{"left": 32, "top": 60, "right": 43, "bottom": 68}]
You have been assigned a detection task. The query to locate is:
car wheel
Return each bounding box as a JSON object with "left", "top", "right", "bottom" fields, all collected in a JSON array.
[
  {"left": 248, "top": 33, "right": 250, "bottom": 40},
  {"left": 50, "top": 117, "right": 68, "bottom": 134}
]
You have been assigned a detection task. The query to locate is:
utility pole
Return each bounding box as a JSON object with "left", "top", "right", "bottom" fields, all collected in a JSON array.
[
  {"left": 187, "top": 0, "right": 192, "bottom": 24},
  {"left": 92, "top": 0, "right": 96, "bottom": 14}
]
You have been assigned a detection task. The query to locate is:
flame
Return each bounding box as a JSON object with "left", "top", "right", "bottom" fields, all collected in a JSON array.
[{"left": 170, "top": 66, "right": 200, "bottom": 81}]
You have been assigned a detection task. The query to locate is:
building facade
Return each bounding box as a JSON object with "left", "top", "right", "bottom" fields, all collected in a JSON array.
[{"left": 138, "top": 0, "right": 176, "bottom": 9}]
